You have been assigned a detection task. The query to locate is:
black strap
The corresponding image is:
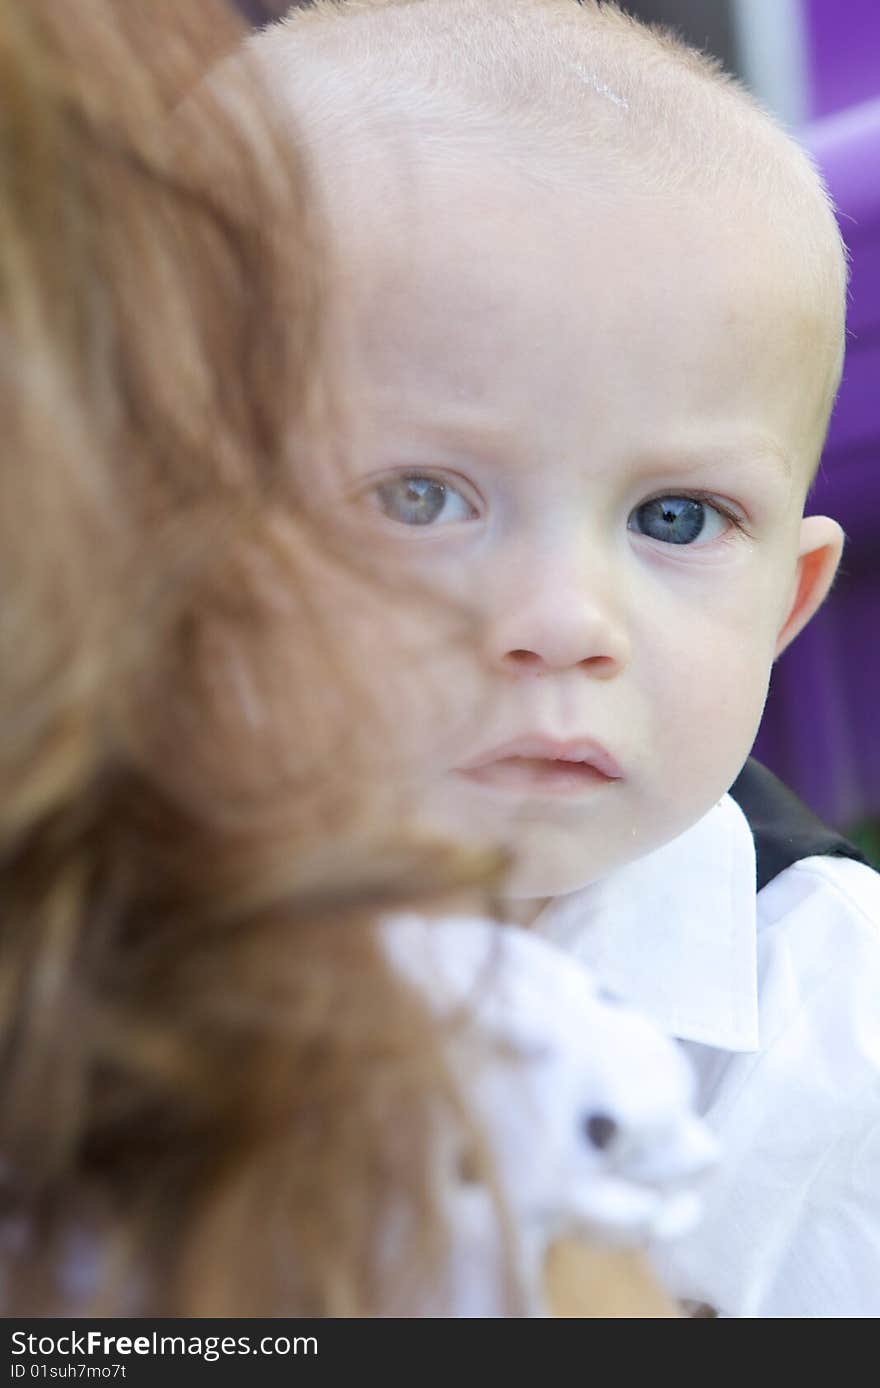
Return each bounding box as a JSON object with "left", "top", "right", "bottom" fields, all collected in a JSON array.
[{"left": 729, "top": 758, "right": 867, "bottom": 892}]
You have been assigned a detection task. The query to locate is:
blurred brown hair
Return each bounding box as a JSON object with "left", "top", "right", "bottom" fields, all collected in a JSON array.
[{"left": 0, "top": 0, "right": 500, "bottom": 1316}]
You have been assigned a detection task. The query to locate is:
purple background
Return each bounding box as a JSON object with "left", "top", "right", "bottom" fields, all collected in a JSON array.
[
  {"left": 753, "top": 3, "right": 880, "bottom": 828},
  {"left": 804, "top": 0, "right": 880, "bottom": 118}
]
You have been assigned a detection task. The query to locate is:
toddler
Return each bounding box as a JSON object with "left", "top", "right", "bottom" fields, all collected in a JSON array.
[{"left": 242, "top": 0, "right": 880, "bottom": 1316}]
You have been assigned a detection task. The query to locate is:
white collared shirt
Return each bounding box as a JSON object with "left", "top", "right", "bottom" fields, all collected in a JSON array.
[{"left": 533, "top": 795, "right": 880, "bottom": 1318}]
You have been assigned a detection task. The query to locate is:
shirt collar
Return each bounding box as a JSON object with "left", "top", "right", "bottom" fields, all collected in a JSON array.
[{"left": 532, "top": 795, "right": 760, "bottom": 1053}]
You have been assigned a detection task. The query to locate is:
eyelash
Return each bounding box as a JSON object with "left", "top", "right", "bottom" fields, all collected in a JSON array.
[
  {"left": 363, "top": 472, "right": 749, "bottom": 541},
  {"left": 366, "top": 470, "right": 482, "bottom": 526},
  {"left": 635, "top": 490, "right": 747, "bottom": 532}
]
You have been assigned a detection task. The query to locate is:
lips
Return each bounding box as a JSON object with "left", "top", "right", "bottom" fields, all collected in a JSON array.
[{"left": 457, "top": 735, "right": 622, "bottom": 795}]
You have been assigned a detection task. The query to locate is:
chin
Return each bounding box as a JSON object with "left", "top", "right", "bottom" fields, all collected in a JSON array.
[
  {"left": 499, "top": 836, "right": 613, "bottom": 900},
  {"left": 496, "top": 808, "right": 688, "bottom": 900}
]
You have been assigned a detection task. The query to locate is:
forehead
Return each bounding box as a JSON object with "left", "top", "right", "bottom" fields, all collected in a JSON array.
[{"left": 334, "top": 158, "right": 833, "bottom": 470}]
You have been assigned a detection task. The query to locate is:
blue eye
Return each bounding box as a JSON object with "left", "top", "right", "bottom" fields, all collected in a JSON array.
[
  {"left": 374, "top": 474, "right": 475, "bottom": 527},
  {"left": 628, "top": 496, "right": 728, "bottom": 546}
]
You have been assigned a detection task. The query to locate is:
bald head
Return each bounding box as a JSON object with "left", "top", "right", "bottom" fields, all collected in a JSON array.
[{"left": 245, "top": 0, "right": 847, "bottom": 454}]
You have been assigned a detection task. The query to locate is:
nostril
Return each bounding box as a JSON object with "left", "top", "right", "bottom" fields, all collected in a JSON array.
[
  {"left": 578, "top": 654, "right": 618, "bottom": 677},
  {"left": 501, "top": 650, "right": 620, "bottom": 676}
]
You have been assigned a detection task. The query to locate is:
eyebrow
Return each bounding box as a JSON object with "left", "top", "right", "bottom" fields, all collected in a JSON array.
[
  {"left": 636, "top": 437, "right": 793, "bottom": 482},
  {"left": 368, "top": 402, "right": 524, "bottom": 455},
  {"left": 368, "top": 402, "right": 795, "bottom": 483}
]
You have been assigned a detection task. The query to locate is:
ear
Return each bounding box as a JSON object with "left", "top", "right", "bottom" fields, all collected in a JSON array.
[{"left": 774, "top": 515, "right": 844, "bottom": 658}]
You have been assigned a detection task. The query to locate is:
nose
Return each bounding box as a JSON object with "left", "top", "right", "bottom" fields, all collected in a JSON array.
[{"left": 485, "top": 543, "right": 630, "bottom": 678}]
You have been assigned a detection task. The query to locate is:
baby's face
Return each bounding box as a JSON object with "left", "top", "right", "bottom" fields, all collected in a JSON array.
[{"left": 320, "top": 162, "right": 841, "bottom": 899}]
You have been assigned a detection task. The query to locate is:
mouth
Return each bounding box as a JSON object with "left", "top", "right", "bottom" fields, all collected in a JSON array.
[{"left": 456, "top": 736, "right": 622, "bottom": 797}]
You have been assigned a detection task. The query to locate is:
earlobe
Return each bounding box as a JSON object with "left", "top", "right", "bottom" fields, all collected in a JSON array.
[{"left": 774, "top": 515, "right": 844, "bottom": 658}]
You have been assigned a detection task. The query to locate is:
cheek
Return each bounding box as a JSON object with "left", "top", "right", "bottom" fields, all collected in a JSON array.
[
  {"left": 636, "top": 574, "right": 780, "bottom": 786},
  {"left": 637, "top": 546, "right": 788, "bottom": 681},
  {"left": 316, "top": 568, "right": 487, "bottom": 778}
]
